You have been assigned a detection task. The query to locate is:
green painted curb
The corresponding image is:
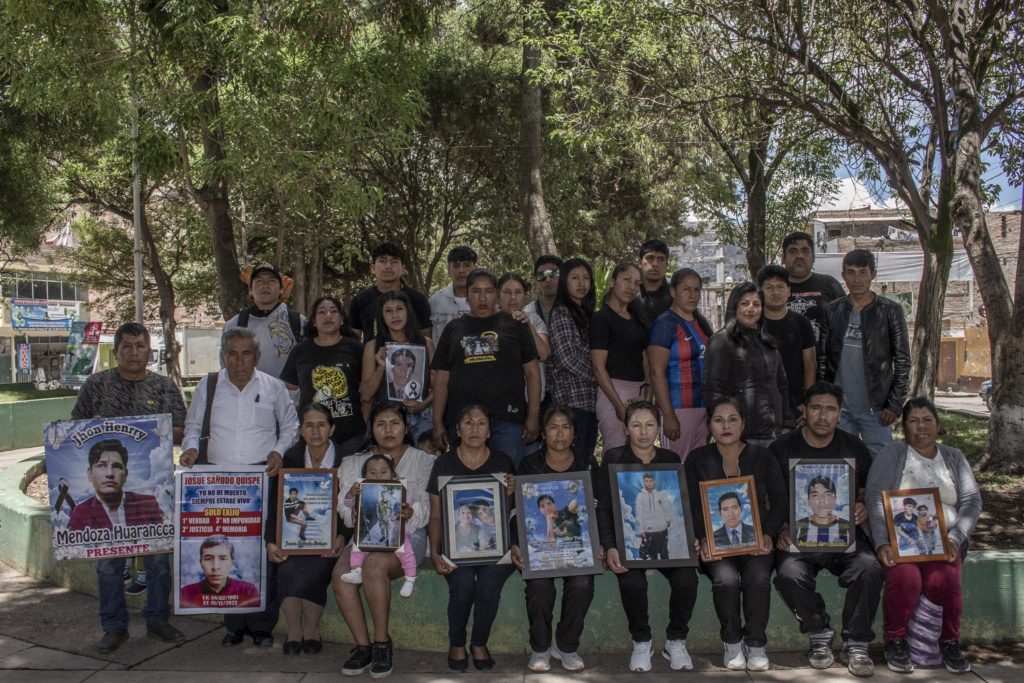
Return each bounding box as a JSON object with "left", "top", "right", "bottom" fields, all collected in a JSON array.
[{"left": 0, "top": 397, "right": 77, "bottom": 450}]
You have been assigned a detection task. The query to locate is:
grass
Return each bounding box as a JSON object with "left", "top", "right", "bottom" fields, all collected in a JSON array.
[
  {"left": 936, "top": 409, "right": 989, "bottom": 463},
  {"left": 0, "top": 385, "right": 78, "bottom": 403}
]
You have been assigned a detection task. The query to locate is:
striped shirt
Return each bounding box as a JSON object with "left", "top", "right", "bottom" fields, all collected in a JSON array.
[{"left": 649, "top": 309, "right": 708, "bottom": 410}]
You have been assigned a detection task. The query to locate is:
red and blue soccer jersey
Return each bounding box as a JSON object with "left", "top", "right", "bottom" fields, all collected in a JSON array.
[{"left": 649, "top": 310, "right": 709, "bottom": 410}]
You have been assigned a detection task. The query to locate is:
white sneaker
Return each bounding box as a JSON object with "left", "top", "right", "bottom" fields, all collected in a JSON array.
[
  {"left": 399, "top": 577, "right": 416, "bottom": 598},
  {"left": 745, "top": 644, "right": 770, "bottom": 672},
  {"left": 550, "top": 645, "right": 585, "bottom": 671},
  {"left": 340, "top": 567, "right": 363, "bottom": 584},
  {"left": 630, "top": 640, "right": 653, "bottom": 672},
  {"left": 527, "top": 650, "right": 551, "bottom": 672},
  {"left": 662, "top": 639, "right": 693, "bottom": 671},
  {"left": 723, "top": 641, "right": 746, "bottom": 670}
]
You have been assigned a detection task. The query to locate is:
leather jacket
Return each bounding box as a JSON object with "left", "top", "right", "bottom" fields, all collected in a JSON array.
[{"left": 823, "top": 294, "right": 910, "bottom": 415}]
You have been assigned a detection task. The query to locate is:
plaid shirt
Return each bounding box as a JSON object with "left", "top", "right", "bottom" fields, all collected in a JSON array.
[{"left": 547, "top": 305, "right": 597, "bottom": 411}]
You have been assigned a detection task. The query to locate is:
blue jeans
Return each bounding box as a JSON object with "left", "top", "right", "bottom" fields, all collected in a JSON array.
[
  {"left": 97, "top": 553, "right": 171, "bottom": 631},
  {"left": 487, "top": 418, "right": 527, "bottom": 468},
  {"left": 444, "top": 563, "right": 515, "bottom": 647},
  {"left": 839, "top": 408, "right": 893, "bottom": 458}
]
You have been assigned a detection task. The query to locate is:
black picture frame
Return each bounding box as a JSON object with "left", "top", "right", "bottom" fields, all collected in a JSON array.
[
  {"left": 609, "top": 463, "right": 698, "bottom": 568},
  {"left": 514, "top": 472, "right": 603, "bottom": 579},
  {"left": 438, "top": 474, "right": 510, "bottom": 566},
  {"left": 787, "top": 458, "right": 857, "bottom": 554}
]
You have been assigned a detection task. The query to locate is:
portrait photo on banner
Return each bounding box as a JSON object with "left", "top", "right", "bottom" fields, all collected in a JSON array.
[
  {"left": 883, "top": 487, "right": 950, "bottom": 563},
  {"left": 355, "top": 480, "right": 406, "bottom": 552},
  {"left": 277, "top": 469, "right": 337, "bottom": 555},
  {"left": 609, "top": 464, "right": 697, "bottom": 568},
  {"left": 788, "top": 458, "right": 856, "bottom": 553},
  {"left": 700, "top": 475, "right": 764, "bottom": 560},
  {"left": 45, "top": 414, "right": 176, "bottom": 562},
  {"left": 174, "top": 465, "right": 267, "bottom": 614},
  {"left": 515, "top": 472, "right": 602, "bottom": 579},
  {"left": 385, "top": 343, "right": 427, "bottom": 402},
  {"left": 439, "top": 474, "right": 509, "bottom": 566}
]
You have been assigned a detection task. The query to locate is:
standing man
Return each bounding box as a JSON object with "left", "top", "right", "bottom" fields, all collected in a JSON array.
[
  {"left": 757, "top": 265, "right": 817, "bottom": 426},
  {"left": 781, "top": 231, "right": 845, "bottom": 378},
  {"left": 524, "top": 254, "right": 562, "bottom": 328},
  {"left": 71, "top": 322, "right": 187, "bottom": 654},
  {"left": 222, "top": 263, "right": 306, "bottom": 379},
  {"left": 181, "top": 327, "right": 298, "bottom": 647},
  {"left": 349, "top": 242, "right": 432, "bottom": 343},
  {"left": 429, "top": 245, "right": 478, "bottom": 343},
  {"left": 771, "top": 381, "right": 882, "bottom": 677},
  {"left": 637, "top": 239, "right": 672, "bottom": 321},
  {"left": 634, "top": 473, "right": 673, "bottom": 560},
  {"left": 823, "top": 249, "right": 910, "bottom": 456}
]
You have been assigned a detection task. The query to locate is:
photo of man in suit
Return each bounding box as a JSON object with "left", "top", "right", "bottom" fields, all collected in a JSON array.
[
  {"left": 67, "top": 438, "right": 165, "bottom": 531},
  {"left": 713, "top": 491, "right": 756, "bottom": 548}
]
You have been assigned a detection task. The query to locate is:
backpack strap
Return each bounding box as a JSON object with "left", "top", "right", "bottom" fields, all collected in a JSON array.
[
  {"left": 288, "top": 308, "right": 303, "bottom": 341},
  {"left": 197, "top": 371, "right": 218, "bottom": 464},
  {"left": 237, "top": 308, "right": 251, "bottom": 328}
]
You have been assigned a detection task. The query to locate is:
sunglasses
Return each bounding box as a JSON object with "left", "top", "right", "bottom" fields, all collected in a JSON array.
[{"left": 535, "top": 269, "right": 559, "bottom": 281}]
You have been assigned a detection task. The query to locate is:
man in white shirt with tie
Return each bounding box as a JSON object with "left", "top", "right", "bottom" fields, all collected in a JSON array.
[{"left": 634, "top": 473, "right": 673, "bottom": 560}]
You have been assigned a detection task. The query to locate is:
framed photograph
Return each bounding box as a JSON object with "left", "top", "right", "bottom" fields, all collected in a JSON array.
[
  {"left": 354, "top": 480, "right": 406, "bottom": 552},
  {"left": 515, "top": 472, "right": 602, "bottom": 579},
  {"left": 276, "top": 469, "right": 337, "bottom": 555},
  {"left": 385, "top": 343, "right": 427, "bottom": 401},
  {"left": 699, "top": 476, "right": 764, "bottom": 560},
  {"left": 883, "top": 487, "right": 950, "bottom": 563},
  {"left": 439, "top": 474, "right": 509, "bottom": 566},
  {"left": 609, "top": 464, "right": 697, "bottom": 568},
  {"left": 788, "top": 458, "right": 856, "bottom": 553}
]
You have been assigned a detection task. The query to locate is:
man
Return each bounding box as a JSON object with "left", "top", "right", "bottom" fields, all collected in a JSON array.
[
  {"left": 429, "top": 245, "right": 478, "bottom": 343},
  {"left": 781, "top": 231, "right": 845, "bottom": 378},
  {"left": 637, "top": 239, "right": 672, "bottom": 320},
  {"left": 284, "top": 488, "right": 313, "bottom": 540},
  {"left": 179, "top": 535, "right": 261, "bottom": 609},
  {"left": 524, "top": 254, "right": 562, "bottom": 328},
  {"left": 349, "top": 242, "right": 432, "bottom": 343},
  {"left": 387, "top": 347, "right": 421, "bottom": 400},
  {"left": 770, "top": 381, "right": 882, "bottom": 677},
  {"left": 893, "top": 498, "right": 921, "bottom": 554},
  {"left": 71, "top": 322, "right": 187, "bottom": 654},
  {"left": 222, "top": 263, "right": 305, "bottom": 379},
  {"left": 712, "top": 492, "right": 755, "bottom": 547},
  {"left": 538, "top": 494, "right": 582, "bottom": 539},
  {"left": 181, "top": 326, "right": 298, "bottom": 646},
  {"left": 792, "top": 476, "right": 851, "bottom": 548},
  {"left": 824, "top": 249, "right": 910, "bottom": 456},
  {"left": 757, "top": 265, "right": 816, "bottom": 425},
  {"left": 67, "top": 440, "right": 164, "bottom": 531},
  {"left": 634, "top": 473, "right": 673, "bottom": 560}
]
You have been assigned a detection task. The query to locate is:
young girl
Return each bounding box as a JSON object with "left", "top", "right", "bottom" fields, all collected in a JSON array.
[{"left": 341, "top": 455, "right": 418, "bottom": 598}]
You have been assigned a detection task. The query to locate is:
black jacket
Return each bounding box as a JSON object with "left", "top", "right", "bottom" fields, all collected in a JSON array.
[{"left": 823, "top": 294, "right": 910, "bottom": 415}]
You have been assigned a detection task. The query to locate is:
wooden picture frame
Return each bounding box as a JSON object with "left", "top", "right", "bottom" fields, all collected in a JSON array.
[
  {"left": 787, "top": 458, "right": 857, "bottom": 554},
  {"left": 882, "top": 487, "right": 950, "bottom": 563},
  {"left": 276, "top": 468, "right": 337, "bottom": 555},
  {"left": 438, "top": 474, "right": 509, "bottom": 566},
  {"left": 699, "top": 475, "right": 764, "bottom": 560},
  {"left": 608, "top": 464, "right": 698, "bottom": 568},
  {"left": 514, "top": 472, "right": 603, "bottom": 579},
  {"left": 354, "top": 480, "right": 406, "bottom": 552}
]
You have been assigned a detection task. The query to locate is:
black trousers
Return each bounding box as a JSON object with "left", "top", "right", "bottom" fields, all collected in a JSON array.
[
  {"left": 616, "top": 566, "right": 699, "bottom": 643},
  {"left": 644, "top": 530, "right": 669, "bottom": 560},
  {"left": 224, "top": 561, "right": 280, "bottom": 634},
  {"left": 524, "top": 574, "right": 595, "bottom": 652},
  {"left": 773, "top": 538, "right": 884, "bottom": 643},
  {"left": 701, "top": 553, "right": 775, "bottom": 647},
  {"left": 444, "top": 563, "right": 515, "bottom": 647}
]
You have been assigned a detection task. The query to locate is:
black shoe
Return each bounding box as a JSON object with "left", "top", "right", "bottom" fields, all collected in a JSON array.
[
  {"left": 283, "top": 640, "right": 302, "bottom": 655},
  {"left": 448, "top": 647, "right": 469, "bottom": 672},
  {"left": 124, "top": 579, "right": 148, "bottom": 596},
  {"left": 370, "top": 640, "right": 394, "bottom": 679},
  {"left": 302, "top": 638, "right": 323, "bottom": 655},
  {"left": 884, "top": 638, "right": 914, "bottom": 674},
  {"left": 940, "top": 640, "right": 971, "bottom": 673},
  {"left": 97, "top": 629, "right": 128, "bottom": 654},
  {"left": 250, "top": 631, "right": 274, "bottom": 647},
  {"left": 472, "top": 646, "right": 495, "bottom": 671},
  {"left": 147, "top": 619, "right": 185, "bottom": 644},
  {"left": 221, "top": 629, "right": 245, "bottom": 646},
  {"left": 343, "top": 645, "right": 373, "bottom": 675}
]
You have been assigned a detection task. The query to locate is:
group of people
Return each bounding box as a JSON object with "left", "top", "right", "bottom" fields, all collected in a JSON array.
[{"left": 66, "top": 231, "right": 979, "bottom": 678}]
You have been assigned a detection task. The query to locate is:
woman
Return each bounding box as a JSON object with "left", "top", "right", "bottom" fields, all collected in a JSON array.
[
  {"left": 498, "top": 272, "right": 551, "bottom": 363},
  {"left": 428, "top": 405, "right": 516, "bottom": 671},
  {"left": 332, "top": 402, "right": 435, "bottom": 678},
  {"left": 359, "top": 290, "right": 435, "bottom": 441},
  {"left": 265, "top": 404, "right": 344, "bottom": 655},
  {"left": 547, "top": 257, "right": 598, "bottom": 460},
  {"left": 594, "top": 400, "right": 700, "bottom": 673},
  {"left": 591, "top": 262, "right": 650, "bottom": 452},
  {"left": 431, "top": 269, "right": 542, "bottom": 466},
  {"left": 866, "top": 397, "right": 981, "bottom": 675},
  {"left": 648, "top": 268, "right": 714, "bottom": 461},
  {"left": 684, "top": 397, "right": 788, "bottom": 671},
  {"left": 702, "top": 281, "right": 788, "bottom": 447},
  {"left": 512, "top": 406, "right": 597, "bottom": 673},
  {"left": 281, "top": 295, "right": 365, "bottom": 454}
]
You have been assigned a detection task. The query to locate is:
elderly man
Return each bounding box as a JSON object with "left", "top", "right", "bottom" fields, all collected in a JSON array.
[
  {"left": 182, "top": 326, "right": 298, "bottom": 646},
  {"left": 72, "top": 322, "right": 187, "bottom": 654}
]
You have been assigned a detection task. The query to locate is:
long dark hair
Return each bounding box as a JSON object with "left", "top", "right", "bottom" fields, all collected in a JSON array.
[
  {"left": 361, "top": 401, "right": 414, "bottom": 452},
  {"left": 604, "top": 262, "right": 650, "bottom": 330},
  {"left": 555, "top": 257, "right": 596, "bottom": 336},
  {"left": 306, "top": 295, "right": 355, "bottom": 340},
  {"left": 372, "top": 290, "right": 425, "bottom": 351},
  {"left": 670, "top": 267, "right": 714, "bottom": 337},
  {"left": 724, "top": 281, "right": 775, "bottom": 348}
]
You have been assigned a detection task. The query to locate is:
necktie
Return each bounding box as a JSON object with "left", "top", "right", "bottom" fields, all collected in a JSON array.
[{"left": 731, "top": 529, "right": 740, "bottom": 545}]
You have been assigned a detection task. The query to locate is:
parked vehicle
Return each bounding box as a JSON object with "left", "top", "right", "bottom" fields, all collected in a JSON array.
[{"left": 979, "top": 379, "right": 993, "bottom": 411}]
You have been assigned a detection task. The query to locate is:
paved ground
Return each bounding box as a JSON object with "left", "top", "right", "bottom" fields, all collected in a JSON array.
[{"left": 934, "top": 394, "right": 989, "bottom": 418}]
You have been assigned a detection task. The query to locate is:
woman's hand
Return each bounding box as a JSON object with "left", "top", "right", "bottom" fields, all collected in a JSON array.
[
  {"left": 346, "top": 481, "right": 361, "bottom": 501},
  {"left": 854, "top": 502, "right": 868, "bottom": 526},
  {"left": 433, "top": 552, "right": 455, "bottom": 575},
  {"left": 504, "top": 473, "right": 516, "bottom": 495},
  {"left": 400, "top": 502, "right": 413, "bottom": 521},
  {"left": 662, "top": 412, "right": 681, "bottom": 441},
  {"left": 403, "top": 399, "right": 426, "bottom": 415},
  {"left": 433, "top": 423, "right": 449, "bottom": 452},
  {"left": 267, "top": 543, "right": 286, "bottom": 564},
  {"left": 775, "top": 524, "right": 793, "bottom": 552},
  {"left": 509, "top": 310, "right": 530, "bottom": 325},
  {"left": 698, "top": 538, "right": 717, "bottom": 563},
  {"left": 605, "top": 548, "right": 628, "bottom": 574},
  {"left": 375, "top": 347, "right": 387, "bottom": 370},
  {"left": 328, "top": 535, "right": 345, "bottom": 557},
  {"left": 756, "top": 533, "right": 773, "bottom": 555},
  {"left": 947, "top": 540, "right": 961, "bottom": 563},
  {"left": 510, "top": 545, "right": 525, "bottom": 571},
  {"left": 876, "top": 544, "right": 896, "bottom": 568},
  {"left": 614, "top": 400, "right": 627, "bottom": 423}
]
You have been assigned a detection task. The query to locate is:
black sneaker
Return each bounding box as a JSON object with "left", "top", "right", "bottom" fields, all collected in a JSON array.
[
  {"left": 343, "top": 645, "right": 373, "bottom": 676},
  {"left": 370, "top": 640, "right": 394, "bottom": 679},
  {"left": 147, "top": 619, "right": 185, "bottom": 644},
  {"left": 807, "top": 630, "right": 834, "bottom": 669},
  {"left": 940, "top": 640, "right": 971, "bottom": 674},
  {"left": 97, "top": 629, "right": 128, "bottom": 654},
  {"left": 884, "top": 638, "right": 914, "bottom": 674},
  {"left": 124, "top": 579, "right": 148, "bottom": 596},
  {"left": 841, "top": 643, "right": 874, "bottom": 677}
]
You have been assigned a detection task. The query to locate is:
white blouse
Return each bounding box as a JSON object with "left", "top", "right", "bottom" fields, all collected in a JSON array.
[{"left": 338, "top": 446, "right": 434, "bottom": 531}]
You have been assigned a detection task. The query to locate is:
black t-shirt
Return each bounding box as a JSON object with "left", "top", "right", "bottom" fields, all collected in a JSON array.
[
  {"left": 432, "top": 312, "right": 539, "bottom": 425},
  {"left": 348, "top": 284, "right": 432, "bottom": 343},
  {"left": 768, "top": 427, "right": 872, "bottom": 493},
  {"left": 762, "top": 311, "right": 816, "bottom": 423},
  {"left": 638, "top": 280, "right": 672, "bottom": 322},
  {"left": 426, "top": 449, "right": 516, "bottom": 496},
  {"left": 517, "top": 451, "right": 594, "bottom": 476},
  {"left": 589, "top": 304, "right": 648, "bottom": 382},
  {"left": 787, "top": 272, "right": 845, "bottom": 344},
  {"left": 280, "top": 338, "right": 365, "bottom": 446}
]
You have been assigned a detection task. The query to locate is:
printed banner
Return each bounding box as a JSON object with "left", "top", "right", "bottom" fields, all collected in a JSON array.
[
  {"left": 11, "top": 298, "right": 80, "bottom": 330},
  {"left": 45, "top": 415, "right": 176, "bottom": 561},
  {"left": 61, "top": 321, "right": 102, "bottom": 387},
  {"left": 174, "top": 466, "right": 267, "bottom": 614}
]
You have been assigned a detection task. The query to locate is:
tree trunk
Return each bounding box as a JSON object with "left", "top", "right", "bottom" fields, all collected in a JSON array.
[
  {"left": 745, "top": 140, "right": 769, "bottom": 277},
  {"left": 908, "top": 243, "right": 950, "bottom": 398},
  {"left": 519, "top": 39, "right": 558, "bottom": 259},
  {"left": 137, "top": 203, "right": 182, "bottom": 387}
]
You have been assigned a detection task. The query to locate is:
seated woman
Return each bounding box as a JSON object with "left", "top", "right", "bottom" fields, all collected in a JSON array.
[
  {"left": 332, "top": 402, "right": 435, "bottom": 678},
  {"left": 684, "top": 397, "right": 787, "bottom": 672},
  {"left": 428, "top": 404, "right": 516, "bottom": 671},
  {"left": 866, "top": 397, "right": 982, "bottom": 675},
  {"left": 265, "top": 404, "right": 344, "bottom": 655},
  {"left": 594, "top": 400, "right": 700, "bottom": 673}
]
